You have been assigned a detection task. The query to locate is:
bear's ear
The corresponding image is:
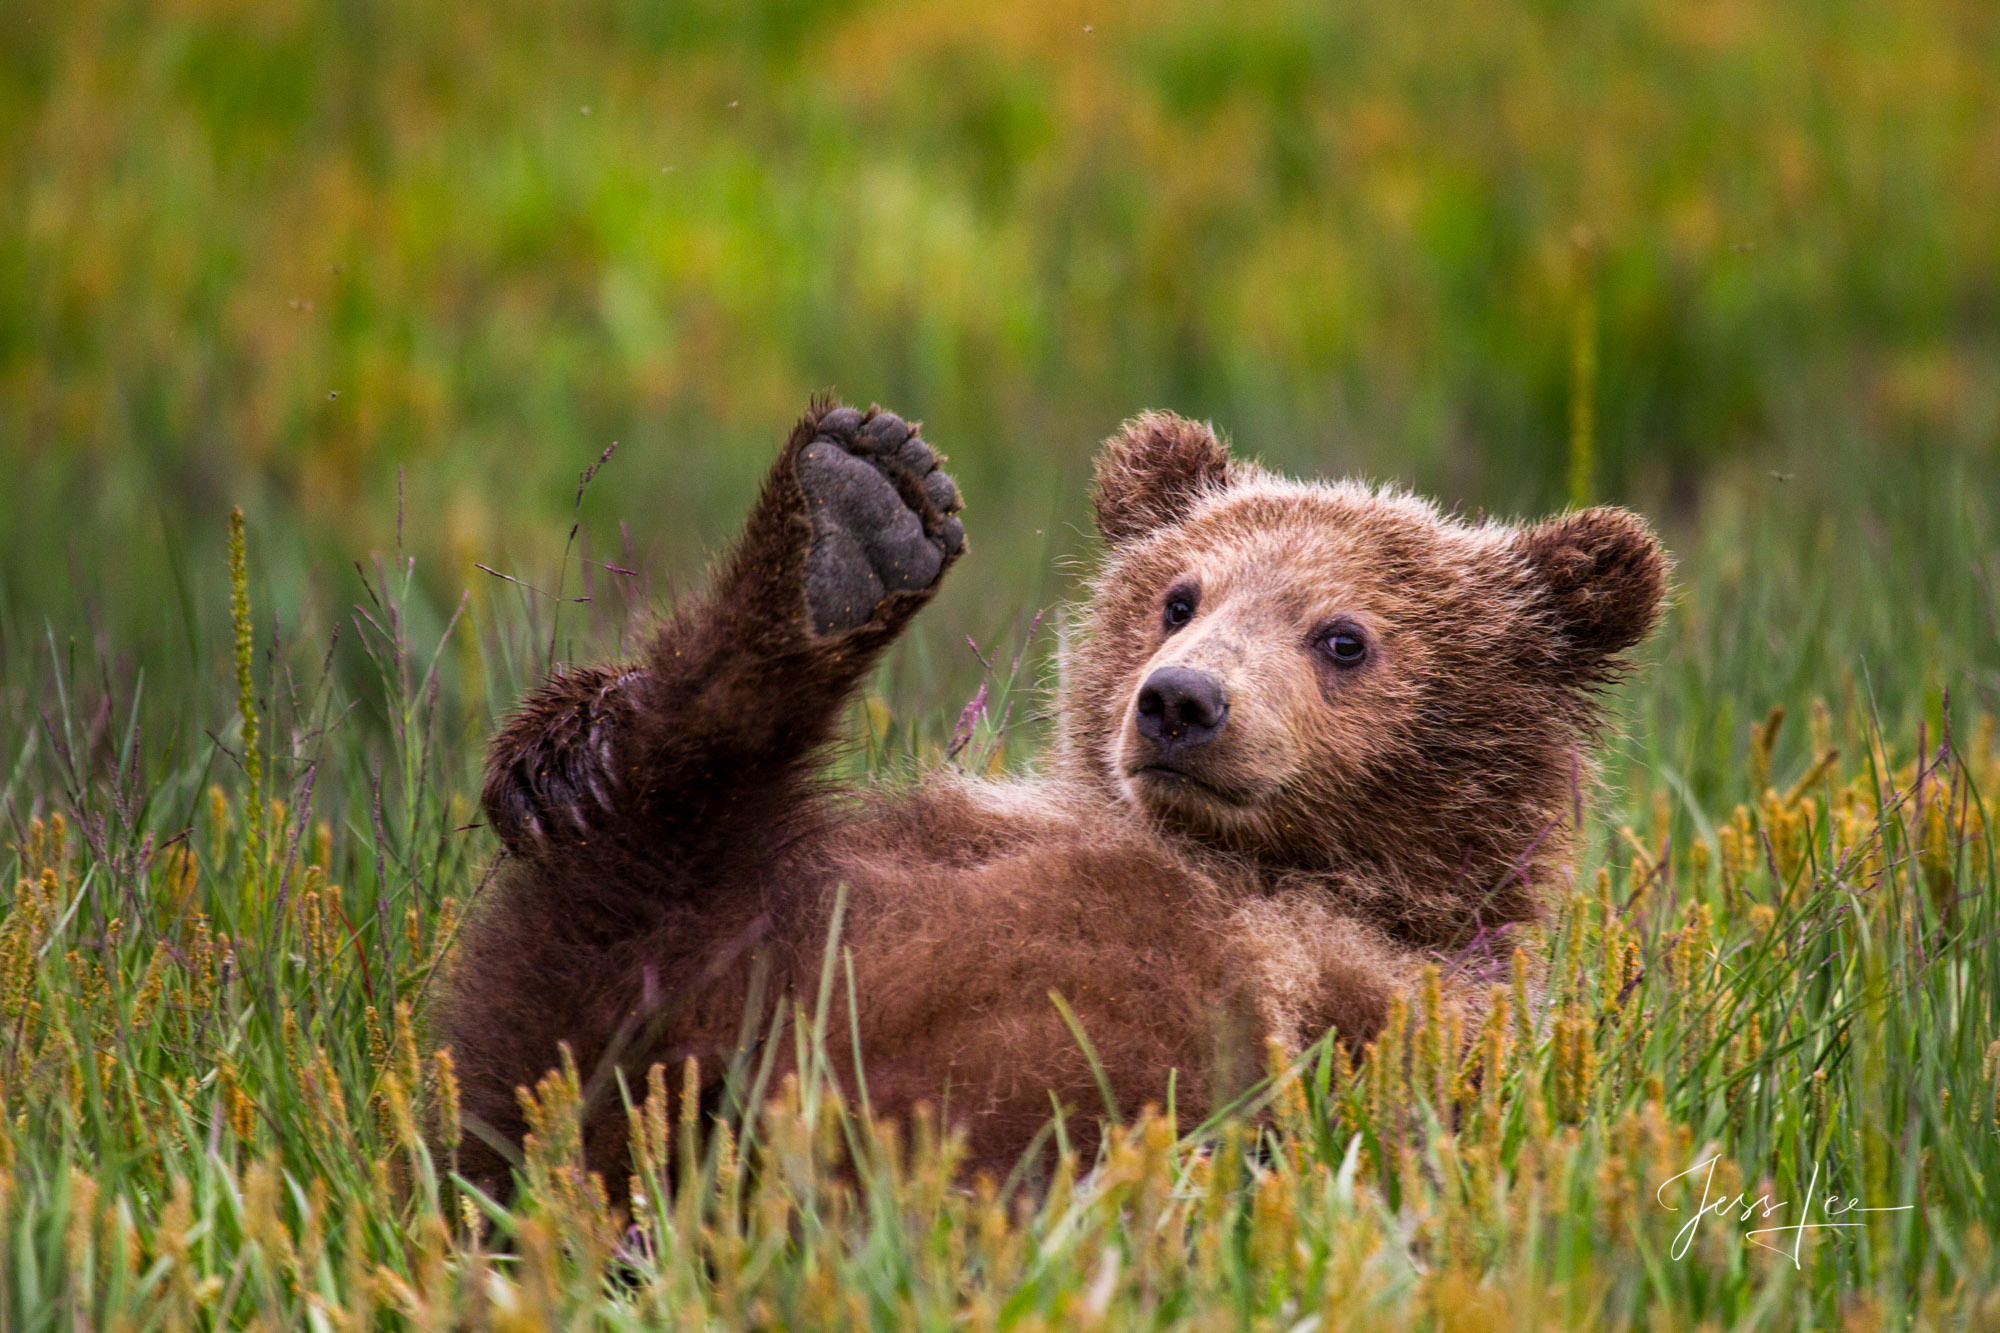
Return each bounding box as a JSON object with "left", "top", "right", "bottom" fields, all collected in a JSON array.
[
  {"left": 1091, "top": 412, "right": 1237, "bottom": 546},
  {"left": 1517, "top": 506, "right": 1668, "bottom": 683}
]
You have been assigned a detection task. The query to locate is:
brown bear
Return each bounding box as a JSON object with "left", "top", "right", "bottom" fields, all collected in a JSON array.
[{"left": 441, "top": 401, "right": 1666, "bottom": 1198}]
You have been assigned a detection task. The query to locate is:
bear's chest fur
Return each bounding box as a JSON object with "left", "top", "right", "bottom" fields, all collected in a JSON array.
[{"left": 795, "top": 778, "right": 1453, "bottom": 1172}]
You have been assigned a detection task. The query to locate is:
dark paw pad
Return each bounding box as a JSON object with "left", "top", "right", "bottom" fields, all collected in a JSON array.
[
  {"left": 797, "top": 407, "right": 964, "bottom": 635},
  {"left": 483, "top": 667, "right": 641, "bottom": 855}
]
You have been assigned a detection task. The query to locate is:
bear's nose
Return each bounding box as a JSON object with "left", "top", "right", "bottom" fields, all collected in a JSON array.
[{"left": 1135, "top": 667, "right": 1229, "bottom": 749}]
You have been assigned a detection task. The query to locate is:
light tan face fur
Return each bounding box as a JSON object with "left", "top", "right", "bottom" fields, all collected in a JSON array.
[
  {"left": 1096, "top": 481, "right": 1506, "bottom": 847},
  {"left": 1073, "top": 412, "right": 1665, "bottom": 926}
]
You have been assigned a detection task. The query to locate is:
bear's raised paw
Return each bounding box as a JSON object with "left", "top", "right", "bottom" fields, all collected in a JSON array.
[{"left": 797, "top": 408, "right": 964, "bottom": 636}]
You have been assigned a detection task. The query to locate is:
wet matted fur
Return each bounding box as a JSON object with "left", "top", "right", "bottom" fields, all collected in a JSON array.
[{"left": 440, "top": 402, "right": 1667, "bottom": 1197}]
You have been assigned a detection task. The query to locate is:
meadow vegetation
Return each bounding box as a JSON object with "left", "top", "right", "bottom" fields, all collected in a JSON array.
[{"left": 2, "top": 0, "right": 1999, "bottom": 1327}]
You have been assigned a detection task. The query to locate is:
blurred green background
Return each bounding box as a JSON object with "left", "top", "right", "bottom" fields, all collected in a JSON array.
[{"left": 1, "top": 0, "right": 1996, "bottom": 781}]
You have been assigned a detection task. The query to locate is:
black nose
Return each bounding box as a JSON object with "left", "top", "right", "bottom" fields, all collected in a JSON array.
[{"left": 1135, "top": 667, "right": 1229, "bottom": 749}]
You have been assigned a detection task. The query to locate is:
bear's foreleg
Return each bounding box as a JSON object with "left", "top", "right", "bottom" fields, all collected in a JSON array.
[
  {"left": 448, "top": 404, "right": 963, "bottom": 1199},
  {"left": 479, "top": 401, "right": 965, "bottom": 903}
]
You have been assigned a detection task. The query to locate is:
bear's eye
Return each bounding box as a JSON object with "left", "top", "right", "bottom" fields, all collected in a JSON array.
[
  {"left": 1162, "top": 585, "right": 1198, "bottom": 631},
  {"left": 1320, "top": 622, "right": 1368, "bottom": 667}
]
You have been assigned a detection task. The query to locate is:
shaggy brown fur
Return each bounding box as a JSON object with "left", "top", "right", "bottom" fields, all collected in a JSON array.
[{"left": 440, "top": 402, "right": 1667, "bottom": 1198}]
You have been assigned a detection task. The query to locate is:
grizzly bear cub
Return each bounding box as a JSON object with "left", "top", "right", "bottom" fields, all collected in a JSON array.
[{"left": 442, "top": 401, "right": 1666, "bottom": 1197}]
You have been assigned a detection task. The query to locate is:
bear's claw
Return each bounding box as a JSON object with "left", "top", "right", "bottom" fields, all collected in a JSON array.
[
  {"left": 797, "top": 408, "right": 963, "bottom": 636},
  {"left": 483, "top": 666, "right": 642, "bottom": 856}
]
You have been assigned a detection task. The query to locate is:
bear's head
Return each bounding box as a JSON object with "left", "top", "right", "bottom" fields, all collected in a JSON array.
[{"left": 1058, "top": 413, "right": 1668, "bottom": 943}]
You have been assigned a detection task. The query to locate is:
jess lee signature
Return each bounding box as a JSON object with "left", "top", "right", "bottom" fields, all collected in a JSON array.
[{"left": 1657, "top": 1157, "right": 1914, "bottom": 1268}]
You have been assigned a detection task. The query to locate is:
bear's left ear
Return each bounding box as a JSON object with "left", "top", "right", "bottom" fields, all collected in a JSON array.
[
  {"left": 1517, "top": 506, "right": 1669, "bottom": 683},
  {"left": 1091, "top": 412, "right": 1237, "bottom": 546}
]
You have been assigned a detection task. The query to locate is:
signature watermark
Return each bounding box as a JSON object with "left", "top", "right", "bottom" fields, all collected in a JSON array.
[{"left": 1657, "top": 1156, "right": 1913, "bottom": 1268}]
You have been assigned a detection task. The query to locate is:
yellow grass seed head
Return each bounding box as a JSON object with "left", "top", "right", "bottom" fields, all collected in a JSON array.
[
  {"left": 383, "top": 1070, "right": 424, "bottom": 1153},
  {"left": 1248, "top": 1167, "right": 1298, "bottom": 1283},
  {"left": 392, "top": 1000, "right": 421, "bottom": 1094},
  {"left": 1749, "top": 704, "right": 1786, "bottom": 795},
  {"left": 432, "top": 1047, "right": 462, "bottom": 1153},
  {"left": 45, "top": 814, "right": 67, "bottom": 878},
  {"left": 220, "top": 1061, "right": 259, "bottom": 1143},
  {"left": 242, "top": 1156, "right": 297, "bottom": 1277},
  {"left": 64, "top": 1166, "right": 98, "bottom": 1271},
  {"left": 364, "top": 1005, "right": 389, "bottom": 1075},
  {"left": 1510, "top": 947, "right": 1536, "bottom": 1053}
]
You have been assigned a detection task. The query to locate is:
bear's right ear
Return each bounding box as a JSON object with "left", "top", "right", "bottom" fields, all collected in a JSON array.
[{"left": 1091, "top": 413, "right": 1237, "bottom": 547}]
